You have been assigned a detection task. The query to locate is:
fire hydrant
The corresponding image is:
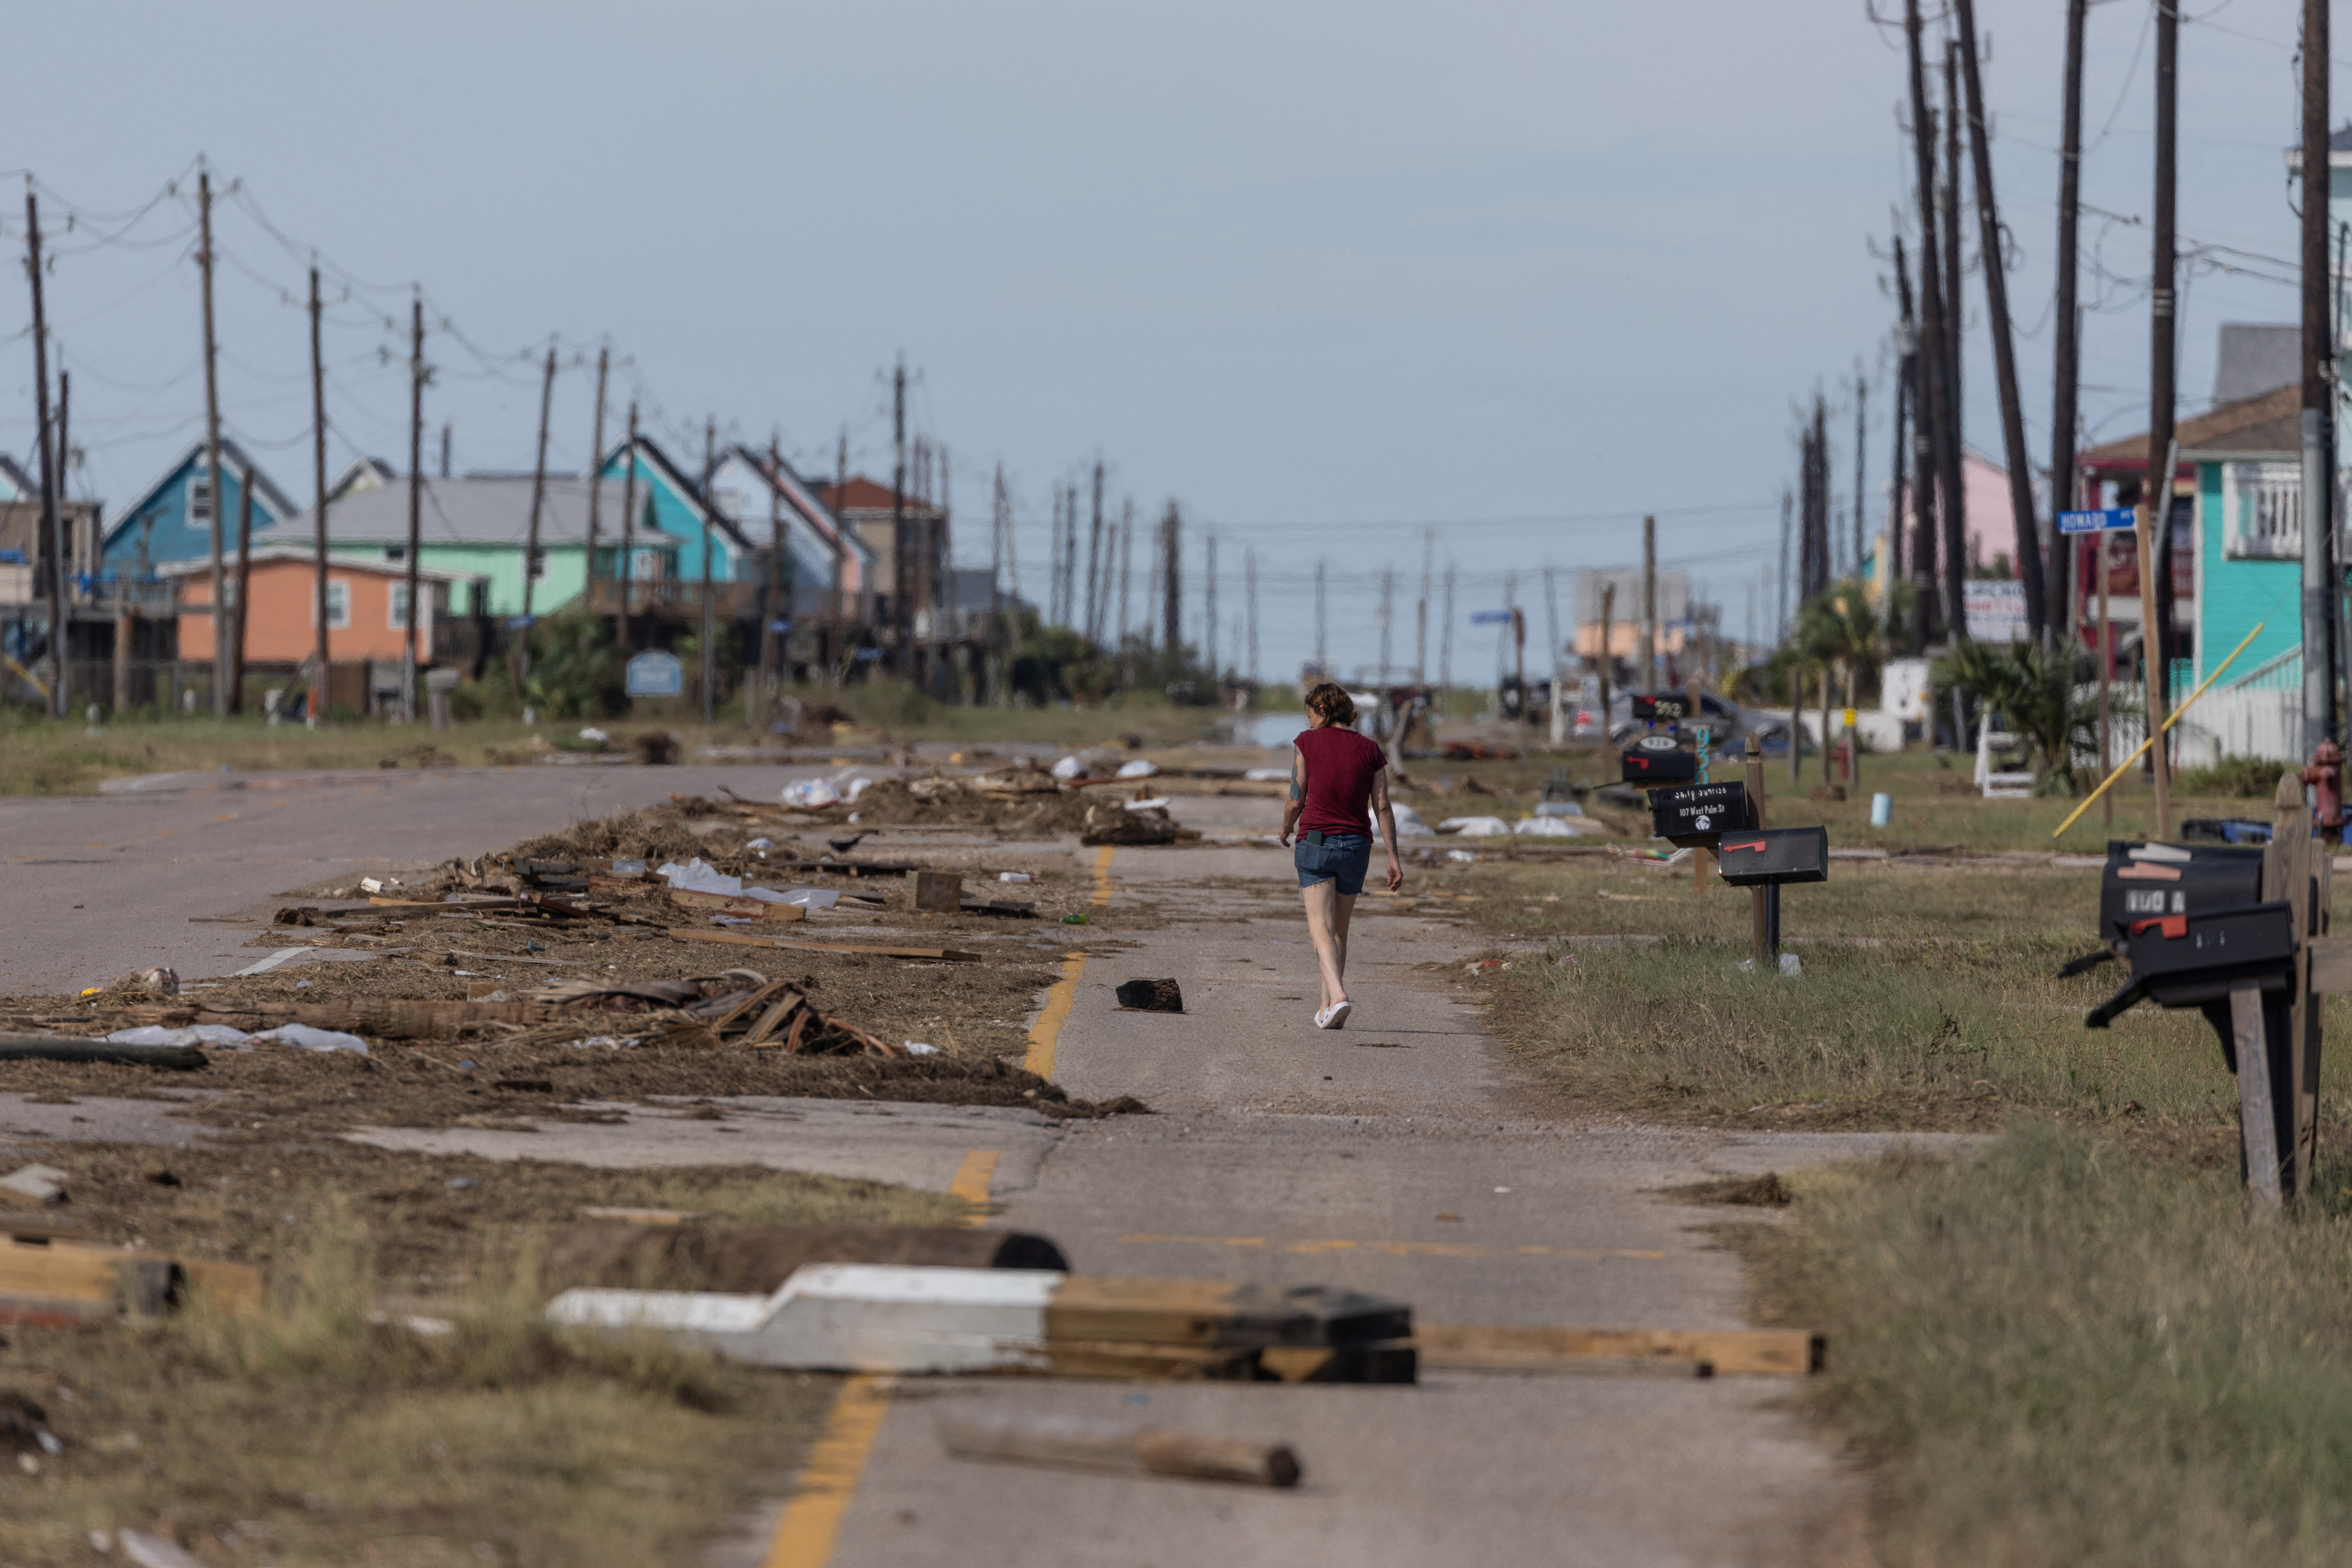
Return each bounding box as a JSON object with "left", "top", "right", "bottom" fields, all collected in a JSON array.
[{"left": 2305, "top": 740, "right": 2346, "bottom": 841}]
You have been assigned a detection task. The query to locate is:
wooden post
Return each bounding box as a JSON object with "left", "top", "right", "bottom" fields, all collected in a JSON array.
[
  {"left": 2265, "top": 769, "right": 2317, "bottom": 1199},
  {"left": 2231, "top": 986, "right": 2283, "bottom": 1214},
  {"left": 1745, "top": 734, "right": 1770, "bottom": 965},
  {"left": 111, "top": 603, "right": 132, "bottom": 717}
]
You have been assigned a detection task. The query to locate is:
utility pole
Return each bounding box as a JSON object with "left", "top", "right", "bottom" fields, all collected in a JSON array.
[
  {"left": 1640, "top": 514, "right": 1657, "bottom": 692},
  {"left": 1162, "top": 501, "right": 1182, "bottom": 664},
  {"left": 990, "top": 461, "right": 1008, "bottom": 701},
  {"left": 1441, "top": 563, "right": 1455, "bottom": 692},
  {"left": 1894, "top": 235, "right": 1940, "bottom": 652},
  {"left": 402, "top": 297, "right": 425, "bottom": 720},
  {"left": 1942, "top": 38, "right": 1969, "bottom": 631},
  {"left": 197, "top": 168, "right": 227, "bottom": 717},
  {"left": 760, "top": 433, "right": 786, "bottom": 722},
  {"left": 1954, "top": 0, "right": 2049, "bottom": 643},
  {"left": 617, "top": 405, "right": 639, "bottom": 652},
  {"left": 1777, "top": 489, "right": 1791, "bottom": 640},
  {"left": 518, "top": 342, "right": 555, "bottom": 688},
  {"left": 2302, "top": 0, "right": 2335, "bottom": 751},
  {"left": 1417, "top": 527, "right": 1433, "bottom": 685},
  {"left": 1314, "top": 559, "right": 1327, "bottom": 671},
  {"left": 1117, "top": 499, "right": 1134, "bottom": 660},
  {"left": 55, "top": 367, "right": 73, "bottom": 717},
  {"left": 1379, "top": 563, "right": 1395, "bottom": 682},
  {"left": 584, "top": 346, "right": 608, "bottom": 635},
  {"left": 2142, "top": 0, "right": 2179, "bottom": 836},
  {"left": 1086, "top": 459, "right": 1105, "bottom": 645},
  {"left": 229, "top": 459, "right": 252, "bottom": 713},
  {"left": 1544, "top": 565, "right": 1565, "bottom": 745},
  {"left": 2050, "top": 0, "right": 2089, "bottom": 649},
  {"left": 702, "top": 418, "right": 717, "bottom": 725},
  {"left": 439, "top": 422, "right": 451, "bottom": 480},
  {"left": 1889, "top": 323, "right": 1911, "bottom": 590},
  {"left": 1853, "top": 371, "right": 1867, "bottom": 581},
  {"left": 1598, "top": 583, "right": 1616, "bottom": 744},
  {"left": 1903, "top": 0, "right": 1952, "bottom": 649},
  {"left": 1206, "top": 532, "right": 1220, "bottom": 683},
  {"left": 1246, "top": 547, "right": 1260, "bottom": 684},
  {"left": 309, "top": 266, "right": 329, "bottom": 727},
  {"left": 23, "top": 187, "right": 61, "bottom": 718},
  {"left": 832, "top": 427, "right": 848, "bottom": 665},
  {"left": 891, "top": 356, "right": 910, "bottom": 678}
]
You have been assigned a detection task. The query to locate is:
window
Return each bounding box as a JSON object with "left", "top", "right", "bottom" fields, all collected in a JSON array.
[
  {"left": 2222, "top": 462, "right": 2302, "bottom": 561},
  {"left": 384, "top": 545, "right": 406, "bottom": 563},
  {"left": 528, "top": 548, "right": 547, "bottom": 579},
  {"left": 187, "top": 474, "right": 213, "bottom": 523},
  {"left": 318, "top": 581, "right": 350, "bottom": 630},
  {"left": 389, "top": 585, "right": 410, "bottom": 630}
]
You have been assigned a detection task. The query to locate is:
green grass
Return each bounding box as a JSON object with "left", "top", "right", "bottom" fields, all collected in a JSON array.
[
  {"left": 1743, "top": 1124, "right": 2352, "bottom": 1568},
  {"left": 1441, "top": 856, "right": 2352, "bottom": 1133}
]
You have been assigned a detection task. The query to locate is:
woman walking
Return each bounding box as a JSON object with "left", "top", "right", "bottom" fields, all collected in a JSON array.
[{"left": 1279, "top": 682, "right": 1403, "bottom": 1029}]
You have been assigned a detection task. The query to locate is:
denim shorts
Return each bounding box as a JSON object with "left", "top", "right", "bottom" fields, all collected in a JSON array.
[{"left": 1295, "top": 832, "right": 1373, "bottom": 896}]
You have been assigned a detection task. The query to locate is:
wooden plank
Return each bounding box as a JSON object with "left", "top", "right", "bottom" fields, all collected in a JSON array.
[
  {"left": 2307, "top": 935, "right": 2352, "bottom": 995},
  {"left": 1044, "top": 1276, "right": 1242, "bottom": 1347},
  {"left": 368, "top": 896, "right": 522, "bottom": 910},
  {"left": 666, "top": 888, "right": 808, "bottom": 921},
  {"left": 663, "top": 928, "right": 981, "bottom": 962},
  {"left": 2232, "top": 987, "right": 2284, "bottom": 1214},
  {"left": 1412, "top": 1323, "right": 1823, "bottom": 1376},
  {"left": 181, "top": 1258, "right": 263, "bottom": 1316},
  {"left": 0, "top": 1238, "right": 135, "bottom": 1307}
]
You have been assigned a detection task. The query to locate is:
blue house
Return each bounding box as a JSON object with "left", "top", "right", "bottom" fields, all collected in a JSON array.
[
  {"left": 102, "top": 439, "right": 300, "bottom": 576},
  {"left": 594, "top": 435, "right": 750, "bottom": 585}
]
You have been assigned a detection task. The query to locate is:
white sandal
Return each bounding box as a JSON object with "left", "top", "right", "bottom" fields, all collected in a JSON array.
[{"left": 1317, "top": 1000, "right": 1352, "bottom": 1030}]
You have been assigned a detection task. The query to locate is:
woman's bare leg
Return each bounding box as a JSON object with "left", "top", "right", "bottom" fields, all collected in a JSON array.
[{"left": 1302, "top": 881, "right": 1349, "bottom": 1010}]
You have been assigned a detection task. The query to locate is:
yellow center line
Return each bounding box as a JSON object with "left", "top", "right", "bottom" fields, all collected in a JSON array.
[
  {"left": 1118, "top": 1232, "right": 1666, "bottom": 1261},
  {"left": 1023, "top": 950, "right": 1086, "bottom": 1079},
  {"left": 1090, "top": 844, "right": 1115, "bottom": 905},
  {"left": 759, "top": 1373, "right": 889, "bottom": 1568},
  {"left": 949, "top": 1149, "right": 1000, "bottom": 1224}
]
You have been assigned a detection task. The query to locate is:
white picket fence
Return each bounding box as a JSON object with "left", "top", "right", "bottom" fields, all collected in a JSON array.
[{"left": 2075, "top": 650, "right": 2305, "bottom": 770}]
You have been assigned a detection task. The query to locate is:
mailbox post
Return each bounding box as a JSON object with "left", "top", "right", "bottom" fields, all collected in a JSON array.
[{"left": 1744, "top": 734, "right": 1774, "bottom": 965}]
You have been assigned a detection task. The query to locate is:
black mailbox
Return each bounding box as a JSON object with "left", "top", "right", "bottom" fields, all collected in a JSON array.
[
  {"left": 1716, "top": 826, "right": 1829, "bottom": 886},
  {"left": 1649, "top": 781, "right": 1751, "bottom": 847},
  {"left": 2124, "top": 901, "right": 2295, "bottom": 980},
  {"left": 1631, "top": 693, "right": 1690, "bottom": 725},
  {"left": 1621, "top": 734, "right": 1697, "bottom": 784},
  {"left": 2097, "top": 841, "right": 2265, "bottom": 946}
]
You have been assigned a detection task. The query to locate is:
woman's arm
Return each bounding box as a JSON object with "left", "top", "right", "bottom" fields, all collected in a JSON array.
[
  {"left": 1371, "top": 769, "right": 1404, "bottom": 891},
  {"left": 1280, "top": 747, "right": 1306, "bottom": 846}
]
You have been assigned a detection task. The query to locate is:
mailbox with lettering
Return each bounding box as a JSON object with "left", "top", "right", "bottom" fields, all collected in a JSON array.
[
  {"left": 2096, "top": 841, "right": 2265, "bottom": 945},
  {"left": 1620, "top": 733, "right": 1697, "bottom": 784},
  {"left": 1715, "top": 825, "right": 1829, "bottom": 886},
  {"left": 1630, "top": 693, "right": 1690, "bottom": 725},
  {"left": 1649, "top": 781, "right": 1751, "bottom": 847}
]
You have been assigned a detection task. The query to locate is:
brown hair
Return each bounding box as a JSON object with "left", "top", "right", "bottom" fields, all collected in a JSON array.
[{"left": 1303, "top": 682, "right": 1355, "bottom": 727}]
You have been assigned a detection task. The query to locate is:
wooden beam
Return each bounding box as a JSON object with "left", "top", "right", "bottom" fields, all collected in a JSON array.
[
  {"left": 663, "top": 928, "right": 981, "bottom": 962},
  {"left": 666, "top": 888, "right": 808, "bottom": 922},
  {"left": 1412, "top": 1323, "right": 1823, "bottom": 1376}
]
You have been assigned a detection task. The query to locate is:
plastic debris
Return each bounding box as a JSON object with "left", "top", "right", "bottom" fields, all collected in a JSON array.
[
  {"left": 745, "top": 837, "right": 774, "bottom": 850},
  {"left": 771, "top": 888, "right": 840, "bottom": 909},
  {"left": 1533, "top": 801, "right": 1585, "bottom": 818},
  {"left": 1115, "top": 759, "right": 1161, "bottom": 779},
  {"left": 1050, "top": 755, "right": 1087, "bottom": 780},
  {"left": 1377, "top": 804, "right": 1433, "bottom": 841},
  {"left": 904, "top": 1041, "right": 942, "bottom": 1056},
  {"left": 843, "top": 777, "right": 874, "bottom": 802},
  {"left": 1439, "top": 816, "right": 1512, "bottom": 837},
  {"left": 656, "top": 858, "right": 742, "bottom": 896},
  {"left": 611, "top": 858, "right": 648, "bottom": 875},
  {"left": 252, "top": 1023, "right": 371, "bottom": 1055},
  {"left": 1445, "top": 849, "right": 1478, "bottom": 863},
  {"left": 578, "top": 727, "right": 609, "bottom": 744},
  {"left": 104, "top": 1024, "right": 255, "bottom": 1051},
  {"left": 1243, "top": 767, "right": 1290, "bottom": 781},
  {"left": 998, "top": 871, "right": 1033, "bottom": 883},
  {"left": 1122, "top": 796, "right": 1172, "bottom": 812},
  {"left": 139, "top": 967, "right": 180, "bottom": 996},
  {"left": 1062, "top": 912, "right": 1090, "bottom": 925},
  {"left": 1512, "top": 815, "right": 1602, "bottom": 837},
  {"left": 781, "top": 778, "right": 842, "bottom": 808}
]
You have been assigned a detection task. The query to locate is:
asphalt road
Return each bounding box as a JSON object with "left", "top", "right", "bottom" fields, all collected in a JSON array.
[{"left": 0, "top": 769, "right": 1931, "bottom": 1564}]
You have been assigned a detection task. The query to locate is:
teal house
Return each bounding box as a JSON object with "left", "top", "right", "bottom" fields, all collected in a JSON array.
[
  {"left": 593, "top": 436, "right": 750, "bottom": 586},
  {"left": 2186, "top": 384, "right": 2307, "bottom": 693}
]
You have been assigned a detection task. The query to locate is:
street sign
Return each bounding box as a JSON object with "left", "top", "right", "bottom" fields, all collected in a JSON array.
[
  {"left": 625, "top": 649, "right": 685, "bottom": 698},
  {"left": 1469, "top": 610, "right": 1516, "bottom": 626},
  {"left": 2057, "top": 507, "right": 2137, "bottom": 534}
]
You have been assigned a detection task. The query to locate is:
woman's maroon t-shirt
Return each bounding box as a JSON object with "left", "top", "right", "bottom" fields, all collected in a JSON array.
[{"left": 1295, "top": 726, "right": 1386, "bottom": 838}]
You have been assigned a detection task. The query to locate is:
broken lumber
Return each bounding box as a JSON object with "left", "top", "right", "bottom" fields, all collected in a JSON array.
[
  {"left": 665, "top": 888, "right": 808, "bottom": 921},
  {"left": 664, "top": 928, "right": 982, "bottom": 962},
  {"left": 1411, "top": 1324, "right": 1822, "bottom": 1376},
  {"left": 939, "top": 1411, "right": 1301, "bottom": 1487},
  {"left": 0, "top": 1037, "right": 208, "bottom": 1070},
  {"left": 908, "top": 870, "right": 963, "bottom": 914},
  {"left": 546, "top": 1264, "right": 1415, "bottom": 1381},
  {"left": 542, "top": 1224, "right": 1070, "bottom": 1294},
  {"left": 0, "top": 1237, "right": 264, "bottom": 1324}
]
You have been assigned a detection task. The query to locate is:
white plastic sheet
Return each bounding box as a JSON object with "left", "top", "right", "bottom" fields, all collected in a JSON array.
[
  {"left": 254, "top": 1023, "right": 371, "bottom": 1055},
  {"left": 1439, "top": 815, "right": 1513, "bottom": 837},
  {"left": 1513, "top": 815, "right": 1604, "bottom": 837},
  {"left": 104, "top": 1024, "right": 254, "bottom": 1050},
  {"left": 781, "top": 779, "right": 841, "bottom": 808},
  {"left": 656, "top": 858, "right": 743, "bottom": 896},
  {"left": 1114, "top": 759, "right": 1161, "bottom": 778},
  {"left": 1050, "top": 755, "right": 1086, "bottom": 780}
]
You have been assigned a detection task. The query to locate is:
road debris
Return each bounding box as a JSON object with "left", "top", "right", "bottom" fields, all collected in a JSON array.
[
  {"left": 939, "top": 1410, "right": 1301, "bottom": 1487},
  {"left": 0, "top": 1164, "right": 68, "bottom": 1207},
  {"left": 1115, "top": 979, "right": 1185, "bottom": 1013}
]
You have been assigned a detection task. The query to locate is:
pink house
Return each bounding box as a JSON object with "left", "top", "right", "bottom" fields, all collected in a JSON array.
[{"left": 1896, "top": 447, "right": 2033, "bottom": 575}]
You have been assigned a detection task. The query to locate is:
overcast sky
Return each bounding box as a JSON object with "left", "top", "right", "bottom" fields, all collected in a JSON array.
[{"left": 0, "top": 1, "right": 2332, "bottom": 688}]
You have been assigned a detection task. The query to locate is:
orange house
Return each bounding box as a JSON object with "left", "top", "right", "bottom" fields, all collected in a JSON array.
[{"left": 168, "top": 547, "right": 456, "bottom": 665}]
